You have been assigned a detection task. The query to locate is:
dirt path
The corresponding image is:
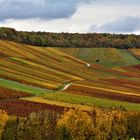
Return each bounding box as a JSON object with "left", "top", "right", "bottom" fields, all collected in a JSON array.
[{"left": 60, "top": 83, "right": 72, "bottom": 91}]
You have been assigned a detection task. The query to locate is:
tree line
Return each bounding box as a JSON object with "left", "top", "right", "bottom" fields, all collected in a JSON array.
[
  {"left": 0, "top": 27, "right": 140, "bottom": 48},
  {"left": 0, "top": 107, "right": 140, "bottom": 140}
]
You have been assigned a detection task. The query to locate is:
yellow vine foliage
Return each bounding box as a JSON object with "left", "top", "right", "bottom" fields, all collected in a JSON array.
[
  {"left": 111, "top": 110, "right": 128, "bottom": 137},
  {"left": 91, "top": 108, "right": 113, "bottom": 140},
  {"left": 57, "top": 109, "right": 94, "bottom": 140},
  {"left": 57, "top": 108, "right": 131, "bottom": 140},
  {"left": 0, "top": 110, "right": 8, "bottom": 136}
]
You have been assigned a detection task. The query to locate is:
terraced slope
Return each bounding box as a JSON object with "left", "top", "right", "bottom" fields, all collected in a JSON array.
[
  {"left": 1, "top": 40, "right": 131, "bottom": 89},
  {"left": 0, "top": 40, "right": 91, "bottom": 89},
  {"left": 56, "top": 48, "right": 140, "bottom": 67},
  {"left": 0, "top": 40, "right": 140, "bottom": 116}
]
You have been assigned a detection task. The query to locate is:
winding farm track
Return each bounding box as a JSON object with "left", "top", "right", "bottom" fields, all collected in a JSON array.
[{"left": 60, "top": 83, "right": 72, "bottom": 91}]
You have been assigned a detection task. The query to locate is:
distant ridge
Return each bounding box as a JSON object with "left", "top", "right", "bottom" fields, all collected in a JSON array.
[{"left": 0, "top": 27, "right": 140, "bottom": 48}]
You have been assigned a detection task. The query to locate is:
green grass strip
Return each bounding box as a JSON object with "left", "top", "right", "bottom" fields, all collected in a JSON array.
[
  {"left": 0, "top": 78, "right": 49, "bottom": 95},
  {"left": 44, "top": 92, "right": 140, "bottom": 111},
  {"left": 118, "top": 49, "right": 140, "bottom": 66}
]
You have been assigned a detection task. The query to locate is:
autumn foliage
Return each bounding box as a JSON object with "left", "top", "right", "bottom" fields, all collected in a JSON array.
[
  {"left": 1, "top": 27, "right": 140, "bottom": 48},
  {"left": 1, "top": 108, "right": 140, "bottom": 140},
  {"left": 0, "top": 110, "right": 8, "bottom": 137},
  {"left": 57, "top": 108, "right": 140, "bottom": 140},
  {"left": 57, "top": 109, "right": 94, "bottom": 140}
]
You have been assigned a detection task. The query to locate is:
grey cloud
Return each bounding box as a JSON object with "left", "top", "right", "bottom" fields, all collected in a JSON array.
[
  {"left": 0, "top": 0, "right": 93, "bottom": 20},
  {"left": 90, "top": 16, "right": 140, "bottom": 33},
  {"left": 94, "top": 0, "right": 140, "bottom": 5}
]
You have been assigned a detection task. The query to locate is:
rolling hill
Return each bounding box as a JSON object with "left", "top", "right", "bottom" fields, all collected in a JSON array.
[{"left": 0, "top": 40, "right": 140, "bottom": 116}]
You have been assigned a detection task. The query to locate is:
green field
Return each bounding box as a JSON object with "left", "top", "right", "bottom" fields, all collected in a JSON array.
[
  {"left": 118, "top": 49, "right": 140, "bottom": 65},
  {"left": 43, "top": 92, "right": 140, "bottom": 111},
  {"left": 0, "top": 78, "right": 49, "bottom": 95},
  {"left": 56, "top": 48, "right": 140, "bottom": 67}
]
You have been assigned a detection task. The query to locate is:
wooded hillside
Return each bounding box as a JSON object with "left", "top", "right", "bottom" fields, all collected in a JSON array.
[{"left": 0, "top": 27, "right": 140, "bottom": 48}]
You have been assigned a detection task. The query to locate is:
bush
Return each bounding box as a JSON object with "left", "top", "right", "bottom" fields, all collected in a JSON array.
[
  {"left": 1, "top": 108, "right": 140, "bottom": 140},
  {"left": 110, "top": 110, "right": 128, "bottom": 140},
  {"left": 57, "top": 109, "right": 94, "bottom": 140},
  {"left": 91, "top": 108, "right": 113, "bottom": 140},
  {"left": 2, "top": 111, "right": 58, "bottom": 140},
  {"left": 127, "top": 112, "right": 140, "bottom": 140},
  {"left": 1, "top": 119, "right": 16, "bottom": 140},
  {"left": 17, "top": 111, "right": 58, "bottom": 140},
  {"left": 57, "top": 108, "right": 134, "bottom": 140}
]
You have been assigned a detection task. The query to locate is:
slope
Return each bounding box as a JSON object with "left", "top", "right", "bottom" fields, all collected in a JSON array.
[
  {"left": 56, "top": 48, "right": 140, "bottom": 67},
  {"left": 0, "top": 40, "right": 140, "bottom": 113}
]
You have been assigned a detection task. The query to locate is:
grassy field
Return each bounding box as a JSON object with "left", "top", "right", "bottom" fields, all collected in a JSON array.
[
  {"left": 0, "top": 40, "right": 140, "bottom": 115},
  {"left": 0, "top": 78, "right": 49, "bottom": 95},
  {"left": 118, "top": 49, "right": 140, "bottom": 65},
  {"left": 42, "top": 93, "right": 140, "bottom": 111},
  {"left": 56, "top": 48, "right": 140, "bottom": 67}
]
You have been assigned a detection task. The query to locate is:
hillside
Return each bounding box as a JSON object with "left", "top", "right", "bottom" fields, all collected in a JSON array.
[
  {"left": 56, "top": 48, "right": 140, "bottom": 67},
  {"left": 1, "top": 27, "right": 140, "bottom": 48},
  {"left": 0, "top": 40, "right": 140, "bottom": 117}
]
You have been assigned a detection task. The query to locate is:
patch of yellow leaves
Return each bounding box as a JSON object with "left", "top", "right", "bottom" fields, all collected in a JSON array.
[{"left": 22, "top": 97, "right": 92, "bottom": 111}]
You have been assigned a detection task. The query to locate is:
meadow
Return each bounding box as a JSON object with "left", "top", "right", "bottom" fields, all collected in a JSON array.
[{"left": 57, "top": 48, "right": 140, "bottom": 67}]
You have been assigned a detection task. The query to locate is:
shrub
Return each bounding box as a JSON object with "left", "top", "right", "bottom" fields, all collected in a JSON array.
[
  {"left": 2, "top": 111, "right": 58, "bottom": 140},
  {"left": 57, "top": 109, "right": 94, "bottom": 140},
  {"left": 1, "top": 119, "right": 16, "bottom": 140},
  {"left": 111, "top": 110, "right": 129, "bottom": 140},
  {"left": 17, "top": 111, "right": 58, "bottom": 140},
  {"left": 127, "top": 112, "right": 140, "bottom": 140},
  {"left": 91, "top": 108, "right": 112, "bottom": 140}
]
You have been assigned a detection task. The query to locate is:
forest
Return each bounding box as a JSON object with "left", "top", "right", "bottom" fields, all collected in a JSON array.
[{"left": 0, "top": 27, "right": 140, "bottom": 48}]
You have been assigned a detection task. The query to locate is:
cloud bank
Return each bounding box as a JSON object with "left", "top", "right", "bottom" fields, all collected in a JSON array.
[
  {"left": 90, "top": 16, "right": 140, "bottom": 34},
  {"left": 0, "top": 0, "right": 93, "bottom": 21},
  {"left": 0, "top": 0, "right": 140, "bottom": 34}
]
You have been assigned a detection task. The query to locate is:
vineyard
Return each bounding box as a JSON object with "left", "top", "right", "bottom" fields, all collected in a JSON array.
[
  {"left": 0, "top": 40, "right": 140, "bottom": 116},
  {"left": 0, "top": 100, "right": 64, "bottom": 116},
  {"left": 0, "top": 87, "right": 32, "bottom": 100},
  {"left": 57, "top": 48, "right": 140, "bottom": 67}
]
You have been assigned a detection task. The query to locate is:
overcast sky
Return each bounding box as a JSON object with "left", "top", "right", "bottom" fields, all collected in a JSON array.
[{"left": 0, "top": 0, "right": 140, "bottom": 34}]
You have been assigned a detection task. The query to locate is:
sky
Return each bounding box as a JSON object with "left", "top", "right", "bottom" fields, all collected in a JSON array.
[{"left": 0, "top": 0, "right": 140, "bottom": 34}]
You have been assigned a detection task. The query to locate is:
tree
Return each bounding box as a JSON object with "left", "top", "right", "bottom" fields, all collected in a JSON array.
[
  {"left": 91, "top": 108, "right": 113, "bottom": 140},
  {"left": 57, "top": 109, "right": 94, "bottom": 140},
  {"left": 0, "top": 110, "right": 8, "bottom": 138},
  {"left": 16, "top": 111, "right": 58, "bottom": 140},
  {"left": 127, "top": 112, "right": 140, "bottom": 140}
]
